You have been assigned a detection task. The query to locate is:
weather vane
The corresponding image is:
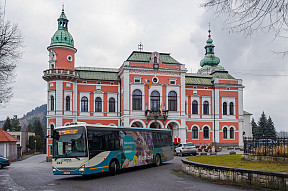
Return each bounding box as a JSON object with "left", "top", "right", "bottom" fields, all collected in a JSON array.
[{"left": 138, "top": 42, "right": 143, "bottom": 52}]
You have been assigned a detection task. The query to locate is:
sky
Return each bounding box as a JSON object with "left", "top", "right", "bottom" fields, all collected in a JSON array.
[{"left": 0, "top": 0, "right": 287, "bottom": 132}]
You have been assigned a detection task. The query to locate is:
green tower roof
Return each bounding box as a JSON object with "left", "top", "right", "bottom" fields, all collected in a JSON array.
[
  {"left": 50, "top": 8, "right": 74, "bottom": 48},
  {"left": 200, "top": 30, "right": 220, "bottom": 67}
]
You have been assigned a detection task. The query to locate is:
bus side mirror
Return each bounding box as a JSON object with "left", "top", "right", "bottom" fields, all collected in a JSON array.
[{"left": 52, "top": 130, "right": 60, "bottom": 140}]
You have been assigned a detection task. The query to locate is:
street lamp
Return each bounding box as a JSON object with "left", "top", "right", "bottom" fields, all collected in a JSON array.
[{"left": 34, "top": 140, "right": 36, "bottom": 154}]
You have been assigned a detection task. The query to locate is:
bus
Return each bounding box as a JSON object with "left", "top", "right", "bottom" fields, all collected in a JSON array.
[{"left": 51, "top": 123, "right": 174, "bottom": 175}]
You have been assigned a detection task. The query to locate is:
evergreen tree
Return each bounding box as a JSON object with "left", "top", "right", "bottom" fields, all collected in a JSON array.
[
  {"left": 266, "top": 116, "right": 277, "bottom": 138},
  {"left": 33, "top": 119, "right": 45, "bottom": 151},
  {"left": 2, "top": 116, "right": 12, "bottom": 131},
  {"left": 11, "top": 115, "right": 21, "bottom": 131},
  {"left": 27, "top": 123, "right": 34, "bottom": 132},
  {"left": 257, "top": 112, "right": 267, "bottom": 139},
  {"left": 251, "top": 118, "right": 258, "bottom": 139}
]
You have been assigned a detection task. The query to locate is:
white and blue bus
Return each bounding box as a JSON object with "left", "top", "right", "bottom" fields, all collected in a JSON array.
[{"left": 51, "top": 123, "right": 174, "bottom": 175}]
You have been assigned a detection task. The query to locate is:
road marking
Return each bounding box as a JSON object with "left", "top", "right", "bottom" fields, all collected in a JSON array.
[{"left": 0, "top": 174, "right": 25, "bottom": 191}]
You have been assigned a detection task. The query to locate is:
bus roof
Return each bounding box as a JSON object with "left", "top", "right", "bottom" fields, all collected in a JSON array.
[{"left": 55, "top": 123, "right": 171, "bottom": 132}]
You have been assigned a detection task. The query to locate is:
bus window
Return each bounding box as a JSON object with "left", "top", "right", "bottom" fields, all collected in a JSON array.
[{"left": 87, "top": 129, "right": 120, "bottom": 159}]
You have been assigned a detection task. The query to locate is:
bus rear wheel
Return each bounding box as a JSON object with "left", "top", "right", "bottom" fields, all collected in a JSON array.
[
  {"left": 155, "top": 154, "right": 161, "bottom": 167},
  {"left": 109, "top": 160, "right": 118, "bottom": 176}
]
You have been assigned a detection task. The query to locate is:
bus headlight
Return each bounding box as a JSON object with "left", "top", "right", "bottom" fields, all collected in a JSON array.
[
  {"left": 52, "top": 167, "right": 56, "bottom": 172},
  {"left": 79, "top": 165, "right": 85, "bottom": 172}
]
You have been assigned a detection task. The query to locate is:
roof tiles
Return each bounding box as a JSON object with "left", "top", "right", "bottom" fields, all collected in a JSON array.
[{"left": 0, "top": 129, "right": 19, "bottom": 142}]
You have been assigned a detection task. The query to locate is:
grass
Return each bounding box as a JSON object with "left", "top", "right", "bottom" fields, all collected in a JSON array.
[{"left": 187, "top": 154, "right": 288, "bottom": 173}]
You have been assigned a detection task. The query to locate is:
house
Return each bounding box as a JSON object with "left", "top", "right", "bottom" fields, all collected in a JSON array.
[
  {"left": 8, "top": 131, "right": 35, "bottom": 154},
  {"left": 0, "top": 128, "right": 19, "bottom": 160}
]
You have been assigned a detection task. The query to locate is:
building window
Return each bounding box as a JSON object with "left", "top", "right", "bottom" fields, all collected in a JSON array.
[
  {"left": 192, "top": 126, "right": 198, "bottom": 139},
  {"left": 192, "top": 100, "right": 198, "bottom": 114},
  {"left": 66, "top": 96, "right": 70, "bottom": 111},
  {"left": 230, "top": 127, "right": 234, "bottom": 139},
  {"left": 81, "top": 96, "right": 88, "bottom": 112},
  {"left": 132, "top": 89, "right": 142, "bottom": 110},
  {"left": 150, "top": 90, "right": 160, "bottom": 111},
  {"left": 168, "top": 91, "right": 177, "bottom": 111},
  {"left": 203, "top": 101, "right": 209, "bottom": 115},
  {"left": 230, "top": 102, "right": 234, "bottom": 115},
  {"left": 109, "top": 97, "right": 115, "bottom": 112},
  {"left": 185, "top": 101, "right": 187, "bottom": 114},
  {"left": 95, "top": 97, "right": 102, "bottom": 112},
  {"left": 134, "top": 78, "right": 141, "bottom": 83},
  {"left": 223, "top": 102, "right": 227, "bottom": 115},
  {"left": 154, "top": 56, "right": 157, "bottom": 63},
  {"left": 223, "top": 127, "right": 227, "bottom": 139},
  {"left": 170, "top": 80, "right": 176, "bottom": 85},
  {"left": 203, "top": 126, "right": 209, "bottom": 139},
  {"left": 50, "top": 95, "right": 54, "bottom": 111}
]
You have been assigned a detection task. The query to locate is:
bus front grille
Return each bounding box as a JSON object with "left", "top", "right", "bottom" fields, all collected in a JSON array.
[{"left": 57, "top": 167, "right": 78, "bottom": 171}]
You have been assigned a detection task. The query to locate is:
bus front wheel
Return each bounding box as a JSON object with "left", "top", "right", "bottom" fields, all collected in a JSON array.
[
  {"left": 109, "top": 160, "right": 118, "bottom": 176},
  {"left": 155, "top": 154, "right": 161, "bottom": 167}
]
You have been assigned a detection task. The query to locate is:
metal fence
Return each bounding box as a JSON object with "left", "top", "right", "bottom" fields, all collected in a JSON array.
[{"left": 244, "top": 137, "right": 288, "bottom": 157}]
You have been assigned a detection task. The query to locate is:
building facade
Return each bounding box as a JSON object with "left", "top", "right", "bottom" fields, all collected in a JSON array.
[{"left": 43, "top": 9, "right": 251, "bottom": 159}]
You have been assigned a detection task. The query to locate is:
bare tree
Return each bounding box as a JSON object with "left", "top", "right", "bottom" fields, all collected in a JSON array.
[
  {"left": 202, "top": 1, "right": 288, "bottom": 38},
  {"left": 0, "top": 10, "right": 23, "bottom": 107}
]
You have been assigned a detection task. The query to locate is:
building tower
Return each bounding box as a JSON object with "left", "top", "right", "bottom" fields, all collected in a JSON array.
[{"left": 43, "top": 8, "right": 78, "bottom": 160}]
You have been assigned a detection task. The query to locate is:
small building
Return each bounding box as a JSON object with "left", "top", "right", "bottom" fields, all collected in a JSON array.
[
  {"left": 0, "top": 128, "right": 19, "bottom": 160},
  {"left": 8, "top": 131, "right": 35, "bottom": 154}
]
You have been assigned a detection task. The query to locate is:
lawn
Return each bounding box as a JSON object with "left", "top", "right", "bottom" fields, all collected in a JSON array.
[{"left": 186, "top": 154, "right": 288, "bottom": 173}]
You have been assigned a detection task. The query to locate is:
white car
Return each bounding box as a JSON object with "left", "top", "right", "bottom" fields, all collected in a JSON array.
[{"left": 175, "top": 143, "right": 197, "bottom": 156}]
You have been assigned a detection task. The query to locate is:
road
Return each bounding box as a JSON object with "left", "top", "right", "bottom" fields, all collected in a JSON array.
[{"left": 0, "top": 154, "right": 267, "bottom": 191}]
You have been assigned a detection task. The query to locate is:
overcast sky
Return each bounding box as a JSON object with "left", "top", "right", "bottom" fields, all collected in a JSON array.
[{"left": 0, "top": 0, "right": 287, "bottom": 132}]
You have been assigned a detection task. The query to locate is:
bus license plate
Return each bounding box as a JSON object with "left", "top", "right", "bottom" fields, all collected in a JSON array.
[{"left": 63, "top": 172, "right": 70, "bottom": 175}]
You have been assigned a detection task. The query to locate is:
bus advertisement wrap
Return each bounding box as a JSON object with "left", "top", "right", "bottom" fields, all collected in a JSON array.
[{"left": 121, "top": 131, "right": 154, "bottom": 168}]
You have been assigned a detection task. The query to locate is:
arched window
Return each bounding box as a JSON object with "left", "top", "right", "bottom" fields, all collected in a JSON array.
[
  {"left": 223, "top": 102, "right": 227, "bottom": 115},
  {"left": 50, "top": 95, "right": 54, "bottom": 111},
  {"left": 192, "top": 100, "right": 198, "bottom": 114},
  {"left": 66, "top": 96, "right": 70, "bottom": 111},
  {"left": 95, "top": 97, "right": 102, "bottom": 112},
  {"left": 150, "top": 90, "right": 160, "bottom": 111},
  {"left": 109, "top": 97, "right": 115, "bottom": 112},
  {"left": 185, "top": 101, "right": 187, "bottom": 114},
  {"left": 154, "top": 56, "right": 157, "bottom": 63},
  {"left": 168, "top": 91, "right": 177, "bottom": 111},
  {"left": 192, "top": 126, "right": 198, "bottom": 139},
  {"left": 230, "top": 127, "right": 234, "bottom": 139},
  {"left": 230, "top": 102, "right": 234, "bottom": 115},
  {"left": 203, "top": 126, "right": 209, "bottom": 139},
  {"left": 223, "top": 127, "right": 228, "bottom": 139},
  {"left": 81, "top": 96, "right": 88, "bottom": 112},
  {"left": 132, "top": 89, "right": 142, "bottom": 110},
  {"left": 203, "top": 101, "right": 209, "bottom": 115}
]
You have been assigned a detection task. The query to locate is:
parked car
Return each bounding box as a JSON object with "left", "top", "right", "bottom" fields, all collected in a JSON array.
[
  {"left": 175, "top": 143, "right": 197, "bottom": 156},
  {"left": 0, "top": 157, "right": 10, "bottom": 169}
]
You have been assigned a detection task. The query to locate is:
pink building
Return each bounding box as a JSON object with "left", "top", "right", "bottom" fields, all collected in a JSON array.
[{"left": 43, "top": 9, "right": 251, "bottom": 160}]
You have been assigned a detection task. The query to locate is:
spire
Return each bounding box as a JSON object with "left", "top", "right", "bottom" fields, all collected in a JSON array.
[
  {"left": 49, "top": 7, "right": 74, "bottom": 48},
  {"left": 200, "top": 28, "right": 220, "bottom": 67}
]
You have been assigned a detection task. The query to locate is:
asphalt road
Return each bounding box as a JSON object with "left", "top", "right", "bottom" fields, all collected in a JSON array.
[{"left": 0, "top": 154, "right": 268, "bottom": 191}]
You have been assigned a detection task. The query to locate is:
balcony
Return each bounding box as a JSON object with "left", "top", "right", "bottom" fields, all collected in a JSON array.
[
  {"left": 43, "top": 69, "right": 79, "bottom": 81},
  {"left": 145, "top": 110, "right": 169, "bottom": 124}
]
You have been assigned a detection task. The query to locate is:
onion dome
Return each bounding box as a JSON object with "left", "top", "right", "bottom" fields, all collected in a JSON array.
[
  {"left": 200, "top": 29, "right": 220, "bottom": 67},
  {"left": 50, "top": 8, "right": 74, "bottom": 48}
]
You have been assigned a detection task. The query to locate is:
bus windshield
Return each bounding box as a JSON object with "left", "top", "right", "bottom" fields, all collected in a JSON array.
[{"left": 53, "top": 126, "right": 87, "bottom": 158}]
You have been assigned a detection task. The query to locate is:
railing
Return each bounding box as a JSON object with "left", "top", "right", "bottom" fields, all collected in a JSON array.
[
  {"left": 43, "top": 69, "right": 79, "bottom": 80},
  {"left": 244, "top": 137, "right": 288, "bottom": 157},
  {"left": 145, "top": 110, "right": 169, "bottom": 124}
]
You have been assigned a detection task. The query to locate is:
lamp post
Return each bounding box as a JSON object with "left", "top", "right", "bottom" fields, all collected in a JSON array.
[{"left": 34, "top": 140, "right": 36, "bottom": 154}]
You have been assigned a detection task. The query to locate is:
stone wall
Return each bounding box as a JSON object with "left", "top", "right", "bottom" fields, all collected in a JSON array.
[{"left": 182, "top": 159, "right": 288, "bottom": 190}]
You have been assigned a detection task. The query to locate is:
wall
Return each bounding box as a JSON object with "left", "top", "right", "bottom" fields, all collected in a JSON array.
[{"left": 182, "top": 159, "right": 288, "bottom": 190}]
